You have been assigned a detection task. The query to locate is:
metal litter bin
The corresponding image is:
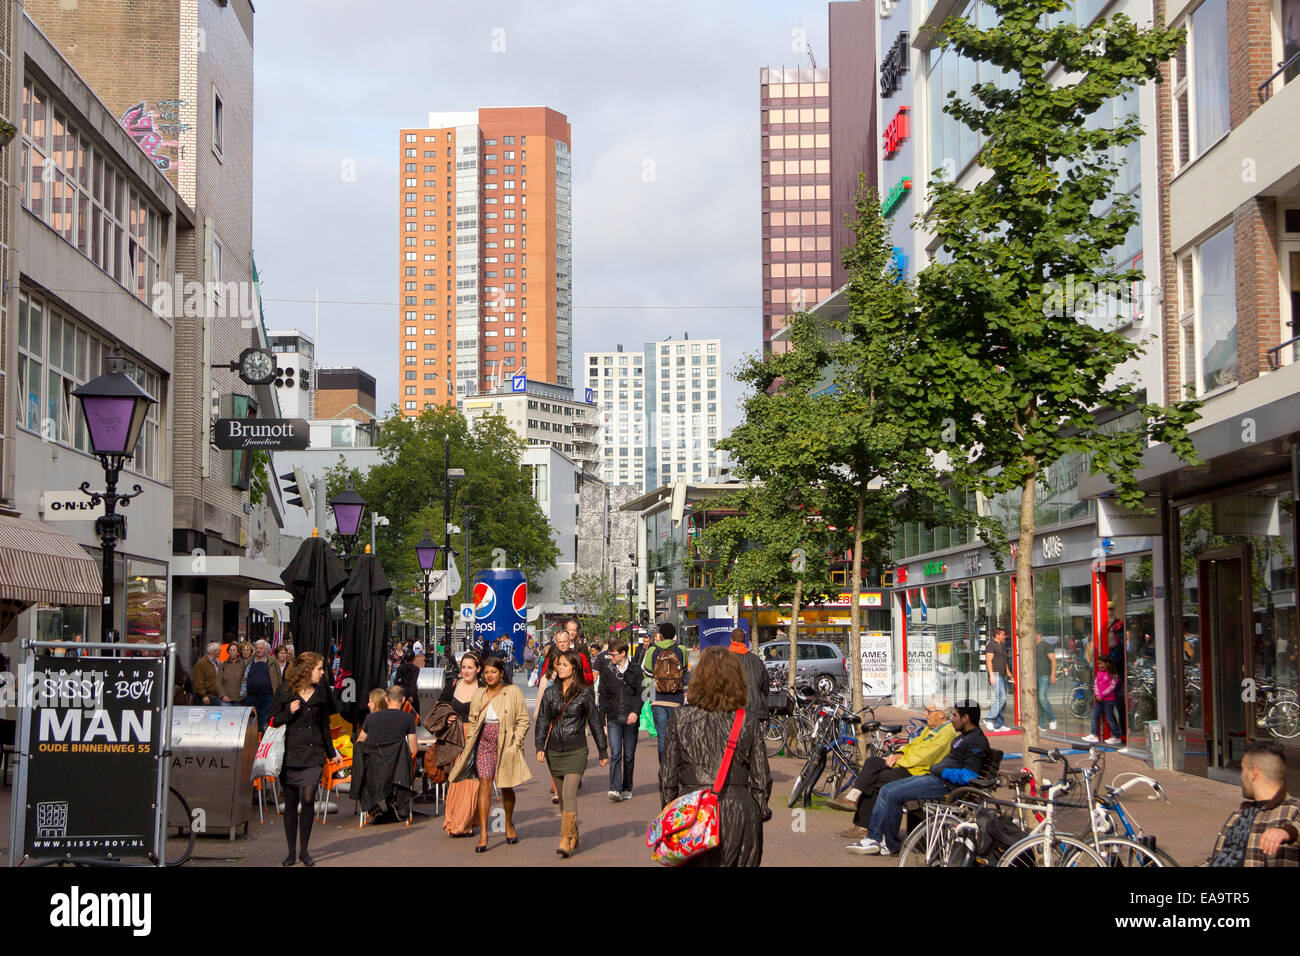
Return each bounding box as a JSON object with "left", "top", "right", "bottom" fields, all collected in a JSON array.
[
  {"left": 168, "top": 706, "right": 258, "bottom": 839},
  {"left": 417, "top": 667, "right": 446, "bottom": 721}
]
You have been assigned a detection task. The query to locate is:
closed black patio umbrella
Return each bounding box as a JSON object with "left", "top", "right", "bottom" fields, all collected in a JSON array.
[
  {"left": 338, "top": 551, "right": 393, "bottom": 728},
  {"left": 280, "top": 535, "right": 347, "bottom": 681}
]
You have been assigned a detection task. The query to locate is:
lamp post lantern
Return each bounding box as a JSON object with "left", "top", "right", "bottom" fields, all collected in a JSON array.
[
  {"left": 414, "top": 534, "right": 441, "bottom": 650},
  {"left": 73, "top": 351, "right": 157, "bottom": 643},
  {"left": 329, "top": 480, "right": 367, "bottom": 569}
]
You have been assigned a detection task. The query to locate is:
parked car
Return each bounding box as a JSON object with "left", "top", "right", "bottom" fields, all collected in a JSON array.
[{"left": 759, "top": 640, "right": 848, "bottom": 695}]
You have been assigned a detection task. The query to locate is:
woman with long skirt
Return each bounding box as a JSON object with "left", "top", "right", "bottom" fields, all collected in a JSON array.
[
  {"left": 447, "top": 656, "right": 531, "bottom": 852},
  {"left": 440, "top": 653, "right": 484, "bottom": 837}
]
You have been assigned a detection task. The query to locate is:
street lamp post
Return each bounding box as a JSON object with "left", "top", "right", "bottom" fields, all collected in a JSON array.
[
  {"left": 628, "top": 551, "right": 637, "bottom": 626},
  {"left": 415, "top": 534, "right": 441, "bottom": 651},
  {"left": 329, "top": 480, "right": 367, "bottom": 570},
  {"left": 444, "top": 437, "right": 465, "bottom": 653},
  {"left": 73, "top": 351, "right": 157, "bottom": 644}
]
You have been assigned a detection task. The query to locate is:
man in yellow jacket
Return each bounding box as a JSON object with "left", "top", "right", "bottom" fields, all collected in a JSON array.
[{"left": 833, "top": 699, "right": 958, "bottom": 840}]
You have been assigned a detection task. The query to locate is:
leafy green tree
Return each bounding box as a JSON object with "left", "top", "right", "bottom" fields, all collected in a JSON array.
[
  {"left": 560, "top": 571, "right": 634, "bottom": 640},
  {"left": 910, "top": 0, "right": 1200, "bottom": 746},
  {"left": 325, "top": 406, "right": 558, "bottom": 622}
]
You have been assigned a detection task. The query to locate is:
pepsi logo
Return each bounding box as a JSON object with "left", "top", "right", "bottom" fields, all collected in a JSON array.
[
  {"left": 512, "top": 582, "right": 528, "bottom": 619},
  {"left": 473, "top": 582, "right": 496, "bottom": 618}
]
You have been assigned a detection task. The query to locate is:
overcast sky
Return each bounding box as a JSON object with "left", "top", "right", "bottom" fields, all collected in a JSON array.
[{"left": 251, "top": 0, "right": 834, "bottom": 430}]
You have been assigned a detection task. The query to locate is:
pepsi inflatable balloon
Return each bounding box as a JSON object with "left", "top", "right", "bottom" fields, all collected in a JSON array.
[{"left": 472, "top": 568, "right": 528, "bottom": 661}]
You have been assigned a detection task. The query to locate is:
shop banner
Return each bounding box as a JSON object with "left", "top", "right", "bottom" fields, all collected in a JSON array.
[
  {"left": 17, "top": 656, "right": 166, "bottom": 863},
  {"left": 861, "top": 631, "right": 892, "bottom": 699},
  {"left": 698, "top": 618, "right": 749, "bottom": 648},
  {"left": 907, "top": 630, "right": 937, "bottom": 704}
]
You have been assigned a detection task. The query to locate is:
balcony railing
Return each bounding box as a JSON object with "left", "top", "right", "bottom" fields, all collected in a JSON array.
[
  {"left": 1266, "top": 334, "right": 1300, "bottom": 370},
  {"left": 1259, "top": 51, "right": 1300, "bottom": 102}
]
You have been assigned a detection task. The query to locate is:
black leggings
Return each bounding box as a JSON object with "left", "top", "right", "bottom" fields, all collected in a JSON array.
[{"left": 282, "top": 782, "right": 318, "bottom": 857}]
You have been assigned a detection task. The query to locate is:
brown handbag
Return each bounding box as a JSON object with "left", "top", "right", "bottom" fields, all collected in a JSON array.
[{"left": 424, "top": 744, "right": 447, "bottom": 784}]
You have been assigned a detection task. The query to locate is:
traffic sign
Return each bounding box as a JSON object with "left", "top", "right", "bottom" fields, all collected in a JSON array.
[
  {"left": 459, "top": 603, "right": 475, "bottom": 622},
  {"left": 425, "top": 570, "right": 449, "bottom": 600}
]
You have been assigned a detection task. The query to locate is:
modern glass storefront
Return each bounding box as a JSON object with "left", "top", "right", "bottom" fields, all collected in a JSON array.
[
  {"left": 894, "top": 511, "right": 1158, "bottom": 749},
  {"left": 1171, "top": 480, "right": 1297, "bottom": 781}
]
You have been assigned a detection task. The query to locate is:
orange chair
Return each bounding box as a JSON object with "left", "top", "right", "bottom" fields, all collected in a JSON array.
[
  {"left": 317, "top": 753, "right": 353, "bottom": 823},
  {"left": 253, "top": 773, "right": 281, "bottom": 824}
]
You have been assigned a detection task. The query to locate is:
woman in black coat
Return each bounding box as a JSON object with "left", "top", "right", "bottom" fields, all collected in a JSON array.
[
  {"left": 534, "top": 651, "right": 608, "bottom": 858},
  {"left": 269, "top": 651, "right": 336, "bottom": 867},
  {"left": 659, "top": 646, "right": 772, "bottom": 867}
]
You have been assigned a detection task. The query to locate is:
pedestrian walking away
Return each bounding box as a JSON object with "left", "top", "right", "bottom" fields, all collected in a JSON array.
[
  {"left": 535, "top": 650, "right": 608, "bottom": 857},
  {"left": 1208, "top": 741, "right": 1300, "bottom": 866},
  {"left": 448, "top": 656, "right": 531, "bottom": 851},
  {"left": 597, "top": 636, "right": 643, "bottom": 801},
  {"left": 269, "top": 652, "right": 337, "bottom": 867},
  {"left": 439, "top": 653, "right": 484, "bottom": 838},
  {"left": 728, "top": 627, "right": 768, "bottom": 723},
  {"left": 658, "top": 646, "right": 772, "bottom": 867},
  {"left": 644, "top": 622, "right": 689, "bottom": 758}
]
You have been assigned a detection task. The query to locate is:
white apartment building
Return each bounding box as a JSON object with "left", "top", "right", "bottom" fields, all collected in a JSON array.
[
  {"left": 461, "top": 378, "right": 599, "bottom": 470},
  {"left": 584, "top": 337, "right": 724, "bottom": 493}
]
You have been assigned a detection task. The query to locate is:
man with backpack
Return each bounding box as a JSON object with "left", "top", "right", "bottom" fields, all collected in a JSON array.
[{"left": 644, "top": 622, "right": 688, "bottom": 758}]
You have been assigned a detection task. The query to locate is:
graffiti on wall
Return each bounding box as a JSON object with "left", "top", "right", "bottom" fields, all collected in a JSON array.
[{"left": 120, "top": 100, "right": 190, "bottom": 172}]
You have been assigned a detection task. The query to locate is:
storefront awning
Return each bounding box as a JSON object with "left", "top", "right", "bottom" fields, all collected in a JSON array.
[
  {"left": 0, "top": 515, "right": 102, "bottom": 606},
  {"left": 168, "top": 555, "right": 286, "bottom": 590}
]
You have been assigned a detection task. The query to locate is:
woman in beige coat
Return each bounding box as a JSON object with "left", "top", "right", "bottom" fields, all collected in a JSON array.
[{"left": 448, "top": 655, "right": 531, "bottom": 852}]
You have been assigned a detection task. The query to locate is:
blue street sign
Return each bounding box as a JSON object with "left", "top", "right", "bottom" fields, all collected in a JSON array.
[
  {"left": 584, "top": 387, "right": 594, "bottom": 403},
  {"left": 511, "top": 374, "right": 527, "bottom": 393}
]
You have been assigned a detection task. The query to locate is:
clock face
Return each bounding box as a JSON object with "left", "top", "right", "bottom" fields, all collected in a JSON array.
[{"left": 239, "top": 348, "right": 275, "bottom": 385}]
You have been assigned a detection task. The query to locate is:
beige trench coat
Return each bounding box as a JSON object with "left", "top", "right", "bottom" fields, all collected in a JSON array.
[{"left": 448, "top": 683, "right": 533, "bottom": 789}]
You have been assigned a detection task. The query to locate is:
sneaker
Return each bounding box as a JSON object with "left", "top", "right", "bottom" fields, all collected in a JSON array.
[
  {"left": 983, "top": 720, "right": 997, "bottom": 731},
  {"left": 607, "top": 790, "right": 622, "bottom": 802},
  {"left": 1081, "top": 734, "right": 1100, "bottom": 743},
  {"left": 880, "top": 845, "right": 894, "bottom": 857},
  {"left": 621, "top": 791, "right": 633, "bottom": 801},
  {"left": 1049, "top": 721, "right": 1058, "bottom": 730},
  {"left": 845, "top": 838, "right": 883, "bottom": 855},
  {"left": 1104, "top": 737, "right": 1123, "bottom": 746},
  {"left": 839, "top": 825, "right": 869, "bottom": 839}
]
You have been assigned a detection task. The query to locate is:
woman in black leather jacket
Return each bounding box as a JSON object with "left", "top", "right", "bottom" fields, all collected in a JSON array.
[
  {"left": 535, "top": 650, "right": 608, "bottom": 858},
  {"left": 269, "top": 651, "right": 336, "bottom": 867},
  {"left": 659, "top": 646, "right": 772, "bottom": 867}
]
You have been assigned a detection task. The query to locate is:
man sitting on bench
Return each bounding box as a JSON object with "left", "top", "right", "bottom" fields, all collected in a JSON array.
[
  {"left": 834, "top": 698, "right": 957, "bottom": 841},
  {"left": 847, "top": 699, "right": 989, "bottom": 856}
]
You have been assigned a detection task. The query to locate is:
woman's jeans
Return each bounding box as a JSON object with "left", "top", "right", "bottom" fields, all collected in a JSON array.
[
  {"left": 1037, "top": 676, "right": 1056, "bottom": 727},
  {"left": 1091, "top": 699, "right": 1120, "bottom": 738}
]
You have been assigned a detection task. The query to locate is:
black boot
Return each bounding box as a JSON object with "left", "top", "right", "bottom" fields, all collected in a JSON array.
[
  {"left": 298, "top": 808, "right": 316, "bottom": 866},
  {"left": 282, "top": 800, "right": 298, "bottom": 866}
]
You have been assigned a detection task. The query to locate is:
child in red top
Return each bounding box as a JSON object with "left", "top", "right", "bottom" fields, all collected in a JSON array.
[{"left": 1083, "top": 658, "right": 1122, "bottom": 745}]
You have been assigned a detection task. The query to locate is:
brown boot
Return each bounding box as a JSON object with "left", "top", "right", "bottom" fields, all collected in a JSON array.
[
  {"left": 558, "top": 812, "right": 578, "bottom": 857},
  {"left": 571, "top": 814, "right": 580, "bottom": 853}
]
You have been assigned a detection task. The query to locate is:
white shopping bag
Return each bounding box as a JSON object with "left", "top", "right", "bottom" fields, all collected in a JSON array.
[{"left": 252, "top": 724, "right": 286, "bottom": 779}]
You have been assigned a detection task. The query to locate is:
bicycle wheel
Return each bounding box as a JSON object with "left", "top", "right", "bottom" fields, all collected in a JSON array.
[
  {"left": 813, "top": 755, "right": 860, "bottom": 798},
  {"left": 763, "top": 717, "right": 787, "bottom": 758},
  {"left": 1079, "top": 837, "right": 1175, "bottom": 867},
  {"left": 897, "top": 820, "right": 934, "bottom": 867},
  {"left": 1268, "top": 701, "right": 1300, "bottom": 739},
  {"left": 165, "top": 787, "right": 196, "bottom": 867},
  {"left": 997, "top": 833, "right": 1106, "bottom": 867},
  {"left": 788, "top": 748, "right": 827, "bottom": 808},
  {"left": 1068, "top": 687, "right": 1090, "bottom": 719},
  {"left": 785, "top": 715, "right": 814, "bottom": 760}
]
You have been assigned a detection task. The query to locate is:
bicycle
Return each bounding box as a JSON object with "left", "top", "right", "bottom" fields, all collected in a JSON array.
[
  {"left": 787, "top": 697, "right": 863, "bottom": 807},
  {"left": 1256, "top": 682, "right": 1300, "bottom": 740},
  {"left": 165, "top": 786, "right": 196, "bottom": 867}
]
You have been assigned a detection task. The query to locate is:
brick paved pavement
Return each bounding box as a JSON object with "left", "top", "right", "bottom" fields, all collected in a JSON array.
[{"left": 0, "top": 701, "right": 1246, "bottom": 867}]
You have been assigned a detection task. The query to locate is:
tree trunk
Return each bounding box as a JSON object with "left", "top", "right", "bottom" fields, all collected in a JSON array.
[
  {"left": 849, "top": 489, "right": 865, "bottom": 715},
  {"left": 788, "top": 577, "right": 804, "bottom": 691},
  {"left": 1017, "top": 463, "right": 1039, "bottom": 752}
]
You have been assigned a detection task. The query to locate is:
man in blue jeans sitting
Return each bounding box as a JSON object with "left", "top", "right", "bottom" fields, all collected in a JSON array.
[{"left": 847, "top": 700, "right": 989, "bottom": 856}]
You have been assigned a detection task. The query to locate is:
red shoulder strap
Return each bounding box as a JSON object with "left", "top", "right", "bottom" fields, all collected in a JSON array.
[{"left": 711, "top": 709, "right": 746, "bottom": 793}]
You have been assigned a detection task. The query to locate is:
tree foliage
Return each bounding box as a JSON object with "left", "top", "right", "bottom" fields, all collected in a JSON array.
[
  {"left": 908, "top": 0, "right": 1200, "bottom": 744},
  {"left": 559, "top": 570, "right": 634, "bottom": 640},
  {"left": 324, "top": 406, "right": 559, "bottom": 620}
]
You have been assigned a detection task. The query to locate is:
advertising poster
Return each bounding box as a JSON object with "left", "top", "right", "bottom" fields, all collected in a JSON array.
[
  {"left": 697, "top": 618, "right": 750, "bottom": 649},
  {"left": 906, "top": 630, "right": 937, "bottom": 705},
  {"left": 860, "top": 630, "right": 893, "bottom": 699},
  {"left": 18, "top": 656, "right": 166, "bottom": 863}
]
